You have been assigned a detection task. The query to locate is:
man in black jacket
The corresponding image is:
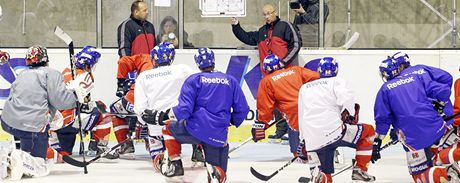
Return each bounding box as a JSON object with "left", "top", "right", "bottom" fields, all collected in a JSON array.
[
  {"left": 292, "top": 0, "right": 329, "bottom": 47},
  {"left": 231, "top": 4, "right": 302, "bottom": 77},
  {"left": 117, "top": 0, "right": 156, "bottom": 57},
  {"left": 231, "top": 4, "right": 302, "bottom": 145}
]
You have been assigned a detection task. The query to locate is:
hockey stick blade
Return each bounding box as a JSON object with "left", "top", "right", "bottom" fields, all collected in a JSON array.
[
  {"left": 250, "top": 157, "right": 297, "bottom": 181},
  {"left": 332, "top": 159, "right": 356, "bottom": 177},
  {"left": 62, "top": 139, "right": 129, "bottom": 167},
  {"left": 54, "top": 26, "right": 73, "bottom": 45},
  {"left": 340, "top": 32, "right": 360, "bottom": 50}
]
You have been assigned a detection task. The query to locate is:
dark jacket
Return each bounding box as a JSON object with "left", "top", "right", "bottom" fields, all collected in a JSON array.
[
  {"left": 294, "top": 0, "right": 329, "bottom": 24},
  {"left": 117, "top": 16, "right": 156, "bottom": 57},
  {"left": 232, "top": 17, "right": 301, "bottom": 76}
]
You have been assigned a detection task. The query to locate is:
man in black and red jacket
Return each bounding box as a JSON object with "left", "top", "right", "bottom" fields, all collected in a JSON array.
[
  {"left": 231, "top": 4, "right": 302, "bottom": 147},
  {"left": 231, "top": 4, "right": 302, "bottom": 77},
  {"left": 117, "top": 0, "right": 156, "bottom": 57}
]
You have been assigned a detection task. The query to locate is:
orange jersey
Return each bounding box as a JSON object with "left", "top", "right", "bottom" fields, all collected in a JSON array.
[
  {"left": 117, "top": 54, "right": 155, "bottom": 104},
  {"left": 257, "top": 66, "right": 320, "bottom": 130},
  {"left": 117, "top": 54, "right": 154, "bottom": 79},
  {"left": 454, "top": 78, "right": 460, "bottom": 127},
  {"left": 60, "top": 68, "right": 87, "bottom": 126}
]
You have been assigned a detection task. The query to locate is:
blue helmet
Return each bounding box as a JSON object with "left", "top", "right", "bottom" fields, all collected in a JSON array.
[
  {"left": 263, "top": 54, "right": 282, "bottom": 73},
  {"left": 391, "top": 52, "right": 410, "bottom": 68},
  {"left": 75, "top": 45, "right": 101, "bottom": 70},
  {"left": 151, "top": 42, "right": 175, "bottom": 66},
  {"left": 194, "top": 47, "right": 215, "bottom": 69},
  {"left": 379, "top": 57, "right": 400, "bottom": 82},
  {"left": 318, "top": 57, "right": 339, "bottom": 78}
]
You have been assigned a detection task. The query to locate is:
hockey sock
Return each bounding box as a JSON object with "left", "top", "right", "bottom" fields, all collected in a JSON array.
[
  {"left": 435, "top": 143, "right": 460, "bottom": 165},
  {"left": 112, "top": 116, "right": 129, "bottom": 142},
  {"left": 93, "top": 116, "right": 111, "bottom": 141},
  {"left": 162, "top": 122, "right": 181, "bottom": 159},
  {"left": 355, "top": 124, "right": 375, "bottom": 172},
  {"left": 412, "top": 166, "right": 448, "bottom": 183}
]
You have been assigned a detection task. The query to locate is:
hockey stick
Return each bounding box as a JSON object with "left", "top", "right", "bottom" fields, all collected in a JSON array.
[
  {"left": 250, "top": 156, "right": 297, "bottom": 181},
  {"left": 54, "top": 26, "right": 88, "bottom": 174},
  {"left": 340, "top": 32, "right": 360, "bottom": 50},
  {"left": 229, "top": 118, "right": 284, "bottom": 155},
  {"left": 62, "top": 139, "right": 130, "bottom": 167}
]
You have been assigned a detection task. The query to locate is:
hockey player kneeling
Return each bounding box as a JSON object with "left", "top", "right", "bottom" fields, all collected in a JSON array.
[
  {"left": 251, "top": 54, "right": 319, "bottom": 158},
  {"left": 133, "top": 42, "right": 201, "bottom": 171},
  {"left": 0, "top": 46, "right": 91, "bottom": 180},
  {"left": 298, "top": 57, "right": 376, "bottom": 183},
  {"left": 46, "top": 46, "right": 119, "bottom": 162},
  {"left": 373, "top": 57, "right": 459, "bottom": 183},
  {"left": 155, "top": 48, "right": 250, "bottom": 183}
]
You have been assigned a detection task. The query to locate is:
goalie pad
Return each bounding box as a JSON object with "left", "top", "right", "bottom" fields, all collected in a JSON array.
[
  {"left": 72, "top": 105, "right": 101, "bottom": 131},
  {"left": 109, "top": 98, "right": 134, "bottom": 118},
  {"left": 341, "top": 103, "right": 360, "bottom": 124}
]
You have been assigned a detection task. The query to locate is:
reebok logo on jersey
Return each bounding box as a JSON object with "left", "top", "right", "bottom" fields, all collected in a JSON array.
[
  {"left": 201, "top": 77, "right": 230, "bottom": 85},
  {"left": 145, "top": 70, "right": 172, "bottom": 79},
  {"left": 386, "top": 77, "right": 414, "bottom": 90},
  {"left": 403, "top": 68, "right": 426, "bottom": 76},
  {"left": 303, "top": 80, "right": 329, "bottom": 89},
  {"left": 271, "top": 70, "right": 295, "bottom": 81}
]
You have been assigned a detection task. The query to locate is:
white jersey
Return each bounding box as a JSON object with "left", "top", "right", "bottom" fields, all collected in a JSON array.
[
  {"left": 298, "top": 77, "right": 355, "bottom": 151},
  {"left": 134, "top": 64, "right": 197, "bottom": 135}
]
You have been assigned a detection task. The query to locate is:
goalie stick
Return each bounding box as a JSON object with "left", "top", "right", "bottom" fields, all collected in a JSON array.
[
  {"left": 54, "top": 26, "right": 88, "bottom": 174},
  {"left": 62, "top": 139, "right": 130, "bottom": 167}
]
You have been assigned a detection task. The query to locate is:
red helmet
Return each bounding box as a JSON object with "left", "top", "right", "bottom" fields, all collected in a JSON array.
[
  {"left": 0, "top": 50, "right": 10, "bottom": 65},
  {"left": 26, "top": 45, "right": 48, "bottom": 67}
]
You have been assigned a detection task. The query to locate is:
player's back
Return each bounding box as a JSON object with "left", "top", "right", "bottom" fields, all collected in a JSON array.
[
  {"left": 376, "top": 73, "right": 448, "bottom": 149},
  {"left": 136, "top": 64, "right": 196, "bottom": 111}
]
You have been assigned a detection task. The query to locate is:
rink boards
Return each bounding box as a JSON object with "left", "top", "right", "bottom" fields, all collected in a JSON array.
[{"left": 1, "top": 49, "right": 460, "bottom": 142}]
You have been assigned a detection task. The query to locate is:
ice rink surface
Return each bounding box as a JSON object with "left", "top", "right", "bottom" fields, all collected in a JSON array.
[{"left": 2, "top": 142, "right": 413, "bottom": 183}]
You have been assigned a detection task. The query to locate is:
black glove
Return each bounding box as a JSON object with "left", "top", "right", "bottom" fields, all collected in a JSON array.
[
  {"left": 389, "top": 128, "right": 398, "bottom": 142},
  {"left": 432, "top": 100, "right": 446, "bottom": 116},
  {"left": 116, "top": 78, "right": 125, "bottom": 98},
  {"left": 371, "top": 138, "right": 382, "bottom": 163},
  {"left": 141, "top": 109, "right": 158, "bottom": 125}
]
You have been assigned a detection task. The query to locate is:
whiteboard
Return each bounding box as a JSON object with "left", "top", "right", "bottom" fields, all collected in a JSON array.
[{"left": 199, "top": 0, "right": 246, "bottom": 17}]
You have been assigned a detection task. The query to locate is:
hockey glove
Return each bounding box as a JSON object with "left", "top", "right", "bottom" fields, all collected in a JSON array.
[
  {"left": 296, "top": 140, "right": 308, "bottom": 163},
  {"left": 141, "top": 109, "right": 158, "bottom": 125},
  {"left": 116, "top": 78, "right": 125, "bottom": 98},
  {"left": 371, "top": 138, "right": 382, "bottom": 163},
  {"left": 251, "top": 121, "right": 267, "bottom": 142},
  {"left": 0, "top": 51, "right": 10, "bottom": 65},
  {"left": 432, "top": 100, "right": 446, "bottom": 116}
]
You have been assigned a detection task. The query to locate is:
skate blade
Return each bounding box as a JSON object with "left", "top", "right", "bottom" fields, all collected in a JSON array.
[
  {"left": 280, "top": 140, "right": 289, "bottom": 145},
  {"left": 119, "top": 153, "right": 135, "bottom": 160},
  {"left": 95, "top": 157, "right": 120, "bottom": 163},
  {"left": 191, "top": 161, "right": 205, "bottom": 168},
  {"left": 268, "top": 139, "right": 282, "bottom": 144},
  {"left": 165, "top": 176, "right": 184, "bottom": 183}
]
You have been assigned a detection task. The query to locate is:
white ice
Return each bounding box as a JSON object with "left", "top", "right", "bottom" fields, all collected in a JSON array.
[{"left": 1, "top": 142, "right": 413, "bottom": 183}]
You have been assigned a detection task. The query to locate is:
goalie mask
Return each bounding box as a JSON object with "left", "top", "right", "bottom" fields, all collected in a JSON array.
[
  {"left": 151, "top": 42, "right": 175, "bottom": 66},
  {"left": 0, "top": 50, "right": 10, "bottom": 65},
  {"left": 26, "top": 45, "right": 49, "bottom": 67},
  {"left": 379, "top": 57, "right": 400, "bottom": 82},
  {"left": 75, "top": 45, "right": 101, "bottom": 72},
  {"left": 318, "top": 57, "right": 338, "bottom": 78}
]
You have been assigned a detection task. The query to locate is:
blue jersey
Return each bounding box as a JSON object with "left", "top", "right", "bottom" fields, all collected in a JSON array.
[
  {"left": 374, "top": 71, "right": 451, "bottom": 150},
  {"left": 172, "top": 71, "right": 250, "bottom": 147},
  {"left": 399, "top": 64, "right": 454, "bottom": 121}
]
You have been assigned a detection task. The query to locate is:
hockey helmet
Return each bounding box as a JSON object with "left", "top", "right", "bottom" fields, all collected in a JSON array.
[
  {"left": 379, "top": 57, "right": 400, "bottom": 82},
  {"left": 26, "top": 45, "right": 49, "bottom": 67},
  {"left": 151, "top": 42, "right": 175, "bottom": 66},
  {"left": 318, "top": 57, "right": 339, "bottom": 78},
  {"left": 263, "top": 54, "right": 282, "bottom": 73},
  {"left": 391, "top": 52, "right": 410, "bottom": 68},
  {"left": 75, "top": 45, "right": 101, "bottom": 71},
  {"left": 194, "top": 47, "right": 215, "bottom": 69}
]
